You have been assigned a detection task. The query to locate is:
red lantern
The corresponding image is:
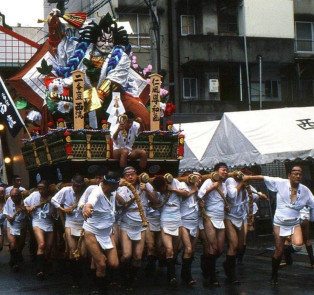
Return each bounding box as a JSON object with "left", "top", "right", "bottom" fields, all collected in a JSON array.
[
  {"left": 166, "top": 120, "right": 173, "bottom": 131},
  {"left": 101, "top": 120, "right": 108, "bottom": 130},
  {"left": 57, "top": 118, "right": 65, "bottom": 128},
  {"left": 177, "top": 134, "right": 184, "bottom": 159},
  {"left": 33, "top": 127, "right": 41, "bottom": 136},
  {"left": 63, "top": 131, "right": 72, "bottom": 155}
]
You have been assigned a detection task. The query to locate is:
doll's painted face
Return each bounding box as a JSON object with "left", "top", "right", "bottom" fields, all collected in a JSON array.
[{"left": 96, "top": 32, "right": 114, "bottom": 54}]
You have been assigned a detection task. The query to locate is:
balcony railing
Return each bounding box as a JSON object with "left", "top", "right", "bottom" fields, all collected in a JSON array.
[{"left": 218, "top": 23, "right": 238, "bottom": 36}]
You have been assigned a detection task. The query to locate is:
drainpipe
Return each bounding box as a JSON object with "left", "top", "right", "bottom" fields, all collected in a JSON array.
[
  {"left": 239, "top": 63, "right": 243, "bottom": 102},
  {"left": 257, "top": 55, "right": 262, "bottom": 109}
]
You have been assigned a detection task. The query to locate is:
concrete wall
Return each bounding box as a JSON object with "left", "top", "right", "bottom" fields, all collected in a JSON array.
[
  {"left": 202, "top": 2, "right": 218, "bottom": 35},
  {"left": 294, "top": 0, "right": 314, "bottom": 15},
  {"left": 179, "top": 35, "right": 294, "bottom": 64},
  {"left": 239, "top": 0, "right": 294, "bottom": 39},
  {"left": 12, "top": 27, "right": 44, "bottom": 44}
]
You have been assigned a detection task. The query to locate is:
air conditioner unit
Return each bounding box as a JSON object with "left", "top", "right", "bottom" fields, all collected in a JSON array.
[{"left": 209, "top": 79, "right": 219, "bottom": 93}]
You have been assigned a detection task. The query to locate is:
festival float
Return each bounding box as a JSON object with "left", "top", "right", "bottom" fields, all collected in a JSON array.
[{"left": 8, "top": 9, "right": 183, "bottom": 187}]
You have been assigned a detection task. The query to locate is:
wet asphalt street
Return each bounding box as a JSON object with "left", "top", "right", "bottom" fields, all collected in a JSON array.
[{"left": 1, "top": 230, "right": 314, "bottom": 295}]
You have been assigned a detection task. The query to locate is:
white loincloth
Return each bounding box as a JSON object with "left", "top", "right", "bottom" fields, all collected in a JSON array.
[
  {"left": 161, "top": 219, "right": 181, "bottom": 236},
  {"left": 32, "top": 220, "right": 53, "bottom": 232},
  {"left": 182, "top": 218, "right": 199, "bottom": 237},
  {"left": 120, "top": 221, "right": 145, "bottom": 241},
  {"left": 147, "top": 216, "right": 160, "bottom": 232},
  {"left": 226, "top": 216, "right": 243, "bottom": 231},
  {"left": 276, "top": 224, "right": 296, "bottom": 237},
  {"left": 84, "top": 224, "right": 113, "bottom": 250},
  {"left": 205, "top": 218, "right": 225, "bottom": 229},
  {"left": 204, "top": 211, "right": 225, "bottom": 229},
  {"left": 162, "top": 226, "right": 179, "bottom": 236},
  {"left": 8, "top": 226, "right": 21, "bottom": 236},
  {"left": 65, "top": 220, "right": 83, "bottom": 237}
]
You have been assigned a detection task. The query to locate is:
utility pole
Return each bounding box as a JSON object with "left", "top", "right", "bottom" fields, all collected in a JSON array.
[{"left": 241, "top": 1, "right": 251, "bottom": 111}]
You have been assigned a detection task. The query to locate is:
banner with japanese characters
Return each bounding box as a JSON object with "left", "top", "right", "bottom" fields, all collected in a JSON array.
[
  {"left": 0, "top": 76, "right": 25, "bottom": 137},
  {"left": 72, "top": 70, "right": 85, "bottom": 129},
  {"left": 149, "top": 74, "right": 162, "bottom": 131}
]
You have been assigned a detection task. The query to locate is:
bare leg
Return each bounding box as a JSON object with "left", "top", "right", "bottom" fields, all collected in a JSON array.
[
  {"left": 301, "top": 220, "right": 314, "bottom": 267},
  {"left": 113, "top": 149, "right": 129, "bottom": 168},
  {"left": 181, "top": 227, "right": 197, "bottom": 284},
  {"left": 129, "top": 149, "right": 147, "bottom": 169},
  {"left": 224, "top": 219, "right": 240, "bottom": 283}
]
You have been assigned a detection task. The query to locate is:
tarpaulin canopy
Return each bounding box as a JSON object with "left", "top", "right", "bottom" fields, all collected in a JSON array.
[
  {"left": 173, "top": 121, "right": 220, "bottom": 172},
  {"left": 201, "top": 107, "right": 314, "bottom": 168}
]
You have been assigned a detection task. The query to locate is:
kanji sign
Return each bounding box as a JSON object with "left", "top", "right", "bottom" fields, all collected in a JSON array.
[
  {"left": 296, "top": 119, "right": 314, "bottom": 130},
  {"left": 72, "top": 70, "right": 85, "bottom": 129},
  {"left": 149, "top": 74, "right": 162, "bottom": 131}
]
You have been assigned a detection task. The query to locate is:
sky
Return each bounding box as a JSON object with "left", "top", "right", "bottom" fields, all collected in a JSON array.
[{"left": 1, "top": 0, "right": 44, "bottom": 27}]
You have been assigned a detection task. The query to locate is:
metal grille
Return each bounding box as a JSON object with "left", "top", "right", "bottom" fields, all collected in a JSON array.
[
  {"left": 49, "top": 141, "right": 67, "bottom": 163},
  {"left": 0, "top": 30, "right": 38, "bottom": 66},
  {"left": 153, "top": 143, "right": 172, "bottom": 158},
  {"left": 72, "top": 143, "right": 87, "bottom": 158},
  {"left": 37, "top": 146, "right": 48, "bottom": 165},
  {"left": 133, "top": 143, "right": 176, "bottom": 159},
  {"left": 22, "top": 149, "right": 37, "bottom": 170},
  {"left": 91, "top": 144, "right": 107, "bottom": 158}
]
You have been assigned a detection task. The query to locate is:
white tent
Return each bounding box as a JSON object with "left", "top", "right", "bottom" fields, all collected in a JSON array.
[
  {"left": 173, "top": 121, "right": 220, "bottom": 172},
  {"left": 201, "top": 107, "right": 314, "bottom": 168}
]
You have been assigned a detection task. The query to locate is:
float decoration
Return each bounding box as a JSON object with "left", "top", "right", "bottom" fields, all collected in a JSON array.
[{"left": 8, "top": 8, "right": 182, "bottom": 178}]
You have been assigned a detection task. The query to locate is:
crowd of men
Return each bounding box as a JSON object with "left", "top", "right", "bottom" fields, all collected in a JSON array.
[{"left": 1, "top": 161, "right": 314, "bottom": 294}]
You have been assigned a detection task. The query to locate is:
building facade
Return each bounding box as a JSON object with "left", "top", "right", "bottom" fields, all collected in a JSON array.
[{"left": 169, "top": 0, "right": 314, "bottom": 118}]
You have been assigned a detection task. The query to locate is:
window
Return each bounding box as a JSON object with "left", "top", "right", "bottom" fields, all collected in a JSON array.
[
  {"left": 217, "top": 0, "right": 238, "bottom": 35},
  {"left": 183, "top": 78, "right": 198, "bottom": 99},
  {"left": 295, "top": 21, "right": 314, "bottom": 52},
  {"left": 118, "top": 14, "right": 151, "bottom": 48},
  {"left": 180, "top": 15, "right": 195, "bottom": 36},
  {"left": 300, "top": 80, "right": 314, "bottom": 102},
  {"left": 265, "top": 80, "right": 278, "bottom": 98},
  {"left": 251, "top": 80, "right": 281, "bottom": 101}
]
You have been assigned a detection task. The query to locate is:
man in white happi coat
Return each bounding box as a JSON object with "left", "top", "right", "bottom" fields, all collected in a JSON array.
[
  {"left": 243, "top": 164, "right": 314, "bottom": 285},
  {"left": 83, "top": 171, "right": 120, "bottom": 294},
  {"left": 79, "top": 166, "right": 107, "bottom": 207},
  {"left": 51, "top": 173, "right": 86, "bottom": 288},
  {"left": 180, "top": 172, "right": 202, "bottom": 285},
  {"left": 3, "top": 188, "right": 28, "bottom": 272},
  {"left": 152, "top": 175, "right": 188, "bottom": 286},
  {"left": 5, "top": 175, "right": 26, "bottom": 196},
  {"left": 78, "top": 165, "right": 107, "bottom": 278},
  {"left": 24, "top": 180, "right": 57, "bottom": 280},
  {"left": 116, "top": 166, "right": 158, "bottom": 290},
  {"left": 198, "top": 162, "right": 229, "bottom": 286},
  {"left": 224, "top": 171, "right": 267, "bottom": 283},
  {"left": 111, "top": 111, "right": 147, "bottom": 171}
]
